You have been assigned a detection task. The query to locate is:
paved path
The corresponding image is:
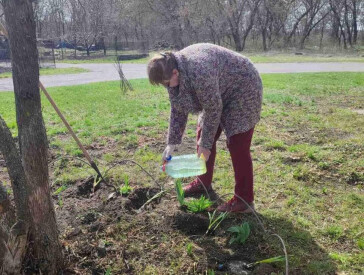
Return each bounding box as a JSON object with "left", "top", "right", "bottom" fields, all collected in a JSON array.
[{"left": 0, "top": 62, "right": 363, "bottom": 92}]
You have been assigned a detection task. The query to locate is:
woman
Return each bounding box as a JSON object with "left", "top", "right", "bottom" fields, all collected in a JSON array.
[{"left": 147, "top": 43, "right": 263, "bottom": 213}]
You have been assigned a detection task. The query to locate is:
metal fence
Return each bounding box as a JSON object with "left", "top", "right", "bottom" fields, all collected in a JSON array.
[
  {"left": 0, "top": 36, "right": 150, "bottom": 68},
  {"left": 0, "top": 37, "right": 56, "bottom": 69}
]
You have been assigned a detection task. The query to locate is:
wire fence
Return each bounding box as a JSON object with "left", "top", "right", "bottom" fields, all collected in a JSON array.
[{"left": 0, "top": 36, "right": 150, "bottom": 71}]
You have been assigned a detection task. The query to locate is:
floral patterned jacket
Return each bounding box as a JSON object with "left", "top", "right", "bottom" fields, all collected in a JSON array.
[{"left": 167, "top": 43, "right": 263, "bottom": 149}]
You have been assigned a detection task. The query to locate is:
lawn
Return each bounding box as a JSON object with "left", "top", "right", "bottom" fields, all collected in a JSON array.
[
  {"left": 0, "top": 67, "right": 89, "bottom": 78},
  {"left": 56, "top": 51, "right": 364, "bottom": 64},
  {"left": 245, "top": 53, "right": 364, "bottom": 63},
  {"left": 0, "top": 73, "right": 363, "bottom": 274}
]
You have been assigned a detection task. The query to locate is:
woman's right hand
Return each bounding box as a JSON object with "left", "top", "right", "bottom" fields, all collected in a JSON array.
[{"left": 162, "top": 145, "right": 176, "bottom": 161}]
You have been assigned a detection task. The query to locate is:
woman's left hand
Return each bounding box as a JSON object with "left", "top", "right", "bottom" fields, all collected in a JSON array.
[{"left": 198, "top": 146, "right": 211, "bottom": 162}]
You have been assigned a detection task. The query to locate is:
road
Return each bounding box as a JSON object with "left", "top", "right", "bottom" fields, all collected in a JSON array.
[{"left": 0, "top": 62, "right": 363, "bottom": 91}]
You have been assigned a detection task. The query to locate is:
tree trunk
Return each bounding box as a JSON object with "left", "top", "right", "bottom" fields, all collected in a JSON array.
[
  {"left": 285, "top": 1, "right": 315, "bottom": 46},
  {"left": 0, "top": 180, "right": 16, "bottom": 267},
  {"left": 3, "top": 0, "right": 63, "bottom": 273},
  {"left": 344, "top": 0, "right": 352, "bottom": 47},
  {"left": 102, "top": 37, "right": 106, "bottom": 56},
  {"left": 319, "top": 18, "right": 325, "bottom": 49},
  {"left": 241, "top": 0, "right": 261, "bottom": 51},
  {"left": 0, "top": 117, "right": 27, "bottom": 225},
  {"left": 340, "top": 25, "right": 348, "bottom": 49},
  {"left": 74, "top": 37, "right": 77, "bottom": 57},
  {"left": 352, "top": 0, "right": 358, "bottom": 44},
  {"left": 232, "top": 31, "right": 243, "bottom": 51},
  {"left": 114, "top": 35, "right": 118, "bottom": 56},
  {"left": 262, "top": 28, "right": 267, "bottom": 51},
  {"left": 0, "top": 116, "right": 29, "bottom": 275}
]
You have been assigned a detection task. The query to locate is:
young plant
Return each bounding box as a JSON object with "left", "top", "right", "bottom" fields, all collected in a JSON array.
[
  {"left": 93, "top": 176, "right": 102, "bottom": 190},
  {"left": 186, "top": 195, "right": 213, "bottom": 213},
  {"left": 53, "top": 184, "right": 67, "bottom": 195},
  {"left": 175, "top": 179, "right": 185, "bottom": 206},
  {"left": 246, "top": 255, "right": 286, "bottom": 268},
  {"left": 120, "top": 175, "right": 132, "bottom": 195},
  {"left": 228, "top": 222, "right": 250, "bottom": 245},
  {"left": 58, "top": 196, "right": 63, "bottom": 208},
  {"left": 206, "top": 210, "right": 229, "bottom": 235},
  {"left": 186, "top": 242, "right": 193, "bottom": 257}
]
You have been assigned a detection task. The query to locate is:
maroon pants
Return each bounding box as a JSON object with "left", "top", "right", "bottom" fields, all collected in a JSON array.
[{"left": 196, "top": 125, "right": 255, "bottom": 203}]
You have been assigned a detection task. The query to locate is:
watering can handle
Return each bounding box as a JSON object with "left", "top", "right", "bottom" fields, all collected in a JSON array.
[
  {"left": 162, "top": 155, "right": 172, "bottom": 172},
  {"left": 200, "top": 153, "right": 206, "bottom": 161}
]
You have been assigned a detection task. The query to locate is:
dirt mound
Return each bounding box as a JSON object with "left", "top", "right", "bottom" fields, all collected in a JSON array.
[
  {"left": 76, "top": 177, "right": 95, "bottom": 197},
  {"left": 125, "top": 187, "right": 160, "bottom": 209},
  {"left": 49, "top": 176, "right": 281, "bottom": 274},
  {"left": 173, "top": 211, "right": 209, "bottom": 235}
]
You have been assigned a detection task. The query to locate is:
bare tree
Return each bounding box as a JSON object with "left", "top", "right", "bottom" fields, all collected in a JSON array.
[
  {"left": 144, "top": 0, "right": 186, "bottom": 49},
  {"left": 0, "top": 0, "right": 63, "bottom": 273},
  {"left": 285, "top": 0, "right": 314, "bottom": 45},
  {"left": 298, "top": 0, "right": 330, "bottom": 49},
  {"left": 329, "top": 0, "right": 349, "bottom": 48},
  {"left": 15, "top": 0, "right": 364, "bottom": 59},
  {"left": 257, "top": 0, "right": 294, "bottom": 50},
  {"left": 216, "top": 0, "right": 262, "bottom": 51}
]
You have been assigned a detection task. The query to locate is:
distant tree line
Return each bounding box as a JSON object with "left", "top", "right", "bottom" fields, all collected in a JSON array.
[{"left": 10, "top": 0, "right": 364, "bottom": 52}]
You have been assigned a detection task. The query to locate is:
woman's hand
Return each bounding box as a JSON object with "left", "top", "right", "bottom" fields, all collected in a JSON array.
[
  {"left": 162, "top": 145, "right": 176, "bottom": 161},
  {"left": 198, "top": 146, "right": 211, "bottom": 162}
]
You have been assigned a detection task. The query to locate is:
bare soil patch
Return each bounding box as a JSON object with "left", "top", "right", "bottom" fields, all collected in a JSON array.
[{"left": 50, "top": 171, "right": 281, "bottom": 274}]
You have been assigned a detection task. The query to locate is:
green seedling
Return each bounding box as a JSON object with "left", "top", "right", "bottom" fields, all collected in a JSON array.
[
  {"left": 246, "top": 255, "right": 286, "bottom": 268},
  {"left": 175, "top": 179, "right": 185, "bottom": 206},
  {"left": 228, "top": 221, "right": 250, "bottom": 245},
  {"left": 206, "top": 210, "right": 229, "bottom": 235},
  {"left": 120, "top": 175, "right": 132, "bottom": 195},
  {"left": 93, "top": 175, "right": 102, "bottom": 189},
  {"left": 105, "top": 267, "right": 111, "bottom": 275},
  {"left": 186, "top": 242, "right": 193, "bottom": 256},
  {"left": 53, "top": 184, "right": 67, "bottom": 195},
  {"left": 186, "top": 195, "right": 213, "bottom": 213},
  {"left": 58, "top": 197, "right": 63, "bottom": 208}
]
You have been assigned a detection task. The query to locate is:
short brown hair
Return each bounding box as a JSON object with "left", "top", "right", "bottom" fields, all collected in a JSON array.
[{"left": 147, "top": 52, "right": 177, "bottom": 86}]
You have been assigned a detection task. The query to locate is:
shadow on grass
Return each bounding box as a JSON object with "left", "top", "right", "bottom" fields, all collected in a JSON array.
[{"left": 174, "top": 207, "right": 337, "bottom": 274}]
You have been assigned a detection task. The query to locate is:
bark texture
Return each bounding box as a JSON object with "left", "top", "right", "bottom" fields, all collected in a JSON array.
[{"left": 2, "top": 0, "right": 63, "bottom": 273}]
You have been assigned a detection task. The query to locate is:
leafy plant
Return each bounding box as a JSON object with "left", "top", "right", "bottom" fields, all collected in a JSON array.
[
  {"left": 53, "top": 184, "right": 67, "bottom": 195},
  {"left": 186, "top": 195, "right": 213, "bottom": 213},
  {"left": 58, "top": 197, "right": 63, "bottom": 208},
  {"left": 186, "top": 242, "right": 193, "bottom": 256},
  {"left": 357, "top": 238, "right": 364, "bottom": 250},
  {"left": 120, "top": 175, "right": 132, "bottom": 195},
  {"left": 228, "top": 222, "right": 250, "bottom": 245},
  {"left": 175, "top": 179, "right": 185, "bottom": 206},
  {"left": 206, "top": 210, "right": 229, "bottom": 235}
]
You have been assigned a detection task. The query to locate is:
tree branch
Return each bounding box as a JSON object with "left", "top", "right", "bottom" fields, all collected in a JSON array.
[{"left": 0, "top": 116, "right": 28, "bottom": 225}]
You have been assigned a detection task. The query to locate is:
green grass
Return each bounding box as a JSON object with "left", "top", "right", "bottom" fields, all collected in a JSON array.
[
  {"left": 56, "top": 51, "right": 364, "bottom": 64},
  {"left": 0, "top": 67, "right": 89, "bottom": 78},
  {"left": 0, "top": 72, "right": 363, "bottom": 274},
  {"left": 245, "top": 53, "right": 364, "bottom": 63}
]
